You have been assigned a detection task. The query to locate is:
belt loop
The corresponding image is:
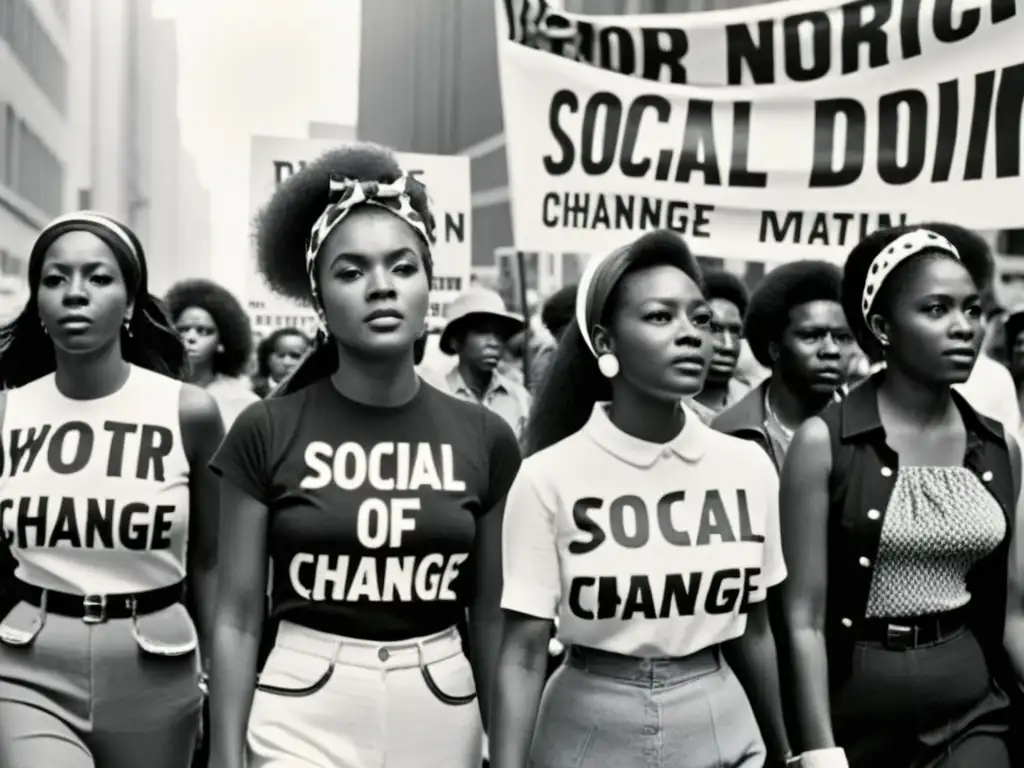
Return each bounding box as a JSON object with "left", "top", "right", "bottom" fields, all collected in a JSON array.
[{"left": 415, "top": 640, "right": 426, "bottom": 670}]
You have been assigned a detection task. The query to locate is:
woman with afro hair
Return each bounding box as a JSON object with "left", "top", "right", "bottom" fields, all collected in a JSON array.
[
  {"left": 0, "top": 212, "right": 222, "bottom": 768},
  {"left": 207, "top": 142, "right": 521, "bottom": 768},
  {"left": 780, "top": 224, "right": 1024, "bottom": 768},
  {"left": 165, "top": 278, "right": 260, "bottom": 429},
  {"left": 492, "top": 230, "right": 793, "bottom": 768}
]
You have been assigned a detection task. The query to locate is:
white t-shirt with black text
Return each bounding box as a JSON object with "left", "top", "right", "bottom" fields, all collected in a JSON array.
[{"left": 501, "top": 402, "right": 786, "bottom": 658}]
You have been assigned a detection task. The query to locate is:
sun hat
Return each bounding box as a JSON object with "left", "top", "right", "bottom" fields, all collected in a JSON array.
[{"left": 439, "top": 288, "right": 525, "bottom": 355}]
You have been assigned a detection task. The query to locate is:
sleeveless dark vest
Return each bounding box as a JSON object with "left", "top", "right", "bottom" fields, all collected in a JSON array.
[{"left": 818, "top": 374, "right": 1016, "bottom": 688}]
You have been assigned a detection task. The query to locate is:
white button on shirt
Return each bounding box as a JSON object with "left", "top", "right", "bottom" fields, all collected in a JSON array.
[{"left": 501, "top": 402, "right": 787, "bottom": 658}]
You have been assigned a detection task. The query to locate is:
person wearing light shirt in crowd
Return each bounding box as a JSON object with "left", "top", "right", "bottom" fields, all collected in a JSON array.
[
  {"left": 440, "top": 288, "right": 533, "bottom": 440},
  {"left": 491, "top": 230, "right": 792, "bottom": 768}
]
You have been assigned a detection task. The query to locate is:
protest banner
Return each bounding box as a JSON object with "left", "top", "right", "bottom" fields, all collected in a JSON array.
[
  {"left": 247, "top": 136, "right": 472, "bottom": 333},
  {"left": 496, "top": 0, "right": 1023, "bottom": 263}
]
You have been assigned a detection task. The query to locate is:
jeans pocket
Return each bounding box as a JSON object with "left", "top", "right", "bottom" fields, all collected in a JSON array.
[
  {"left": 131, "top": 603, "right": 199, "bottom": 658},
  {"left": 420, "top": 651, "right": 477, "bottom": 707},
  {"left": 0, "top": 600, "right": 44, "bottom": 647},
  {"left": 256, "top": 646, "right": 334, "bottom": 698}
]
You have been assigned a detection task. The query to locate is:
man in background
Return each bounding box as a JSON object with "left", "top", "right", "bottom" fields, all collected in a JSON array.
[
  {"left": 687, "top": 271, "right": 753, "bottom": 421},
  {"left": 438, "top": 288, "right": 533, "bottom": 440}
]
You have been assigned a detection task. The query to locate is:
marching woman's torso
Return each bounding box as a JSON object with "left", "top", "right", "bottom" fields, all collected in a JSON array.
[
  {"left": 0, "top": 365, "right": 190, "bottom": 595},
  {"left": 211, "top": 376, "right": 520, "bottom": 642},
  {"left": 501, "top": 402, "right": 787, "bottom": 658}
]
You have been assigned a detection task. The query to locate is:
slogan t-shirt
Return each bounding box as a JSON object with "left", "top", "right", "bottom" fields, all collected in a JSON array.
[
  {"left": 0, "top": 366, "right": 191, "bottom": 595},
  {"left": 210, "top": 377, "right": 521, "bottom": 641},
  {"left": 502, "top": 402, "right": 786, "bottom": 658}
]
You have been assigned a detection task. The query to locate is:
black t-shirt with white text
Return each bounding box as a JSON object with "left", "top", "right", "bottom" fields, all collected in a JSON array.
[{"left": 210, "top": 377, "right": 521, "bottom": 641}]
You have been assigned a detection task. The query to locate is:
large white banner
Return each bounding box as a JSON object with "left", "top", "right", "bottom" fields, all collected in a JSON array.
[
  {"left": 247, "top": 136, "right": 472, "bottom": 336},
  {"left": 497, "top": 0, "right": 1024, "bottom": 263}
]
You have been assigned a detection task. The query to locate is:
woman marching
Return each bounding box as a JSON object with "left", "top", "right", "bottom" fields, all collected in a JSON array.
[
  {"left": 0, "top": 212, "right": 222, "bottom": 768},
  {"left": 207, "top": 142, "right": 521, "bottom": 768},
  {"left": 491, "top": 230, "right": 792, "bottom": 768},
  {"left": 780, "top": 225, "right": 1024, "bottom": 767},
  {"left": 165, "top": 278, "right": 260, "bottom": 429}
]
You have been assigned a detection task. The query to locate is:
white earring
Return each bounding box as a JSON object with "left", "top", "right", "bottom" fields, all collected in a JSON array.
[{"left": 597, "top": 353, "right": 619, "bottom": 379}]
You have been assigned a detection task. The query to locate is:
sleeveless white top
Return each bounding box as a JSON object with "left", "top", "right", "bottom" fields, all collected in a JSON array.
[{"left": 0, "top": 365, "right": 190, "bottom": 594}]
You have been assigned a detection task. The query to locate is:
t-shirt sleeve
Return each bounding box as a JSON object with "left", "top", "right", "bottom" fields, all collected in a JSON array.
[
  {"left": 501, "top": 461, "right": 561, "bottom": 619},
  {"left": 481, "top": 410, "right": 523, "bottom": 512},
  {"left": 209, "top": 399, "right": 273, "bottom": 505},
  {"left": 755, "top": 449, "right": 786, "bottom": 596}
]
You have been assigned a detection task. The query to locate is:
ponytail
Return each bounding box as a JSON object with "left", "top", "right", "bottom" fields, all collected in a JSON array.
[{"left": 522, "top": 320, "right": 609, "bottom": 457}]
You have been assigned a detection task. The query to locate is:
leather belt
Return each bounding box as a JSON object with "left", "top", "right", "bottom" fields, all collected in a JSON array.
[
  {"left": 860, "top": 607, "right": 968, "bottom": 650},
  {"left": 12, "top": 577, "right": 184, "bottom": 624}
]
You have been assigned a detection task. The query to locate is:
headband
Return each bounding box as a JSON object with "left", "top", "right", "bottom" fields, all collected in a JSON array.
[
  {"left": 304, "top": 175, "right": 432, "bottom": 330},
  {"left": 575, "top": 248, "right": 618, "bottom": 359},
  {"left": 861, "top": 228, "right": 960, "bottom": 322},
  {"left": 39, "top": 211, "right": 141, "bottom": 267}
]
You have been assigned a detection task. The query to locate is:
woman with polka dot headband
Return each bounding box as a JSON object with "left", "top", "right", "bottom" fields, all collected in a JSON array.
[{"left": 779, "top": 224, "right": 1024, "bottom": 767}]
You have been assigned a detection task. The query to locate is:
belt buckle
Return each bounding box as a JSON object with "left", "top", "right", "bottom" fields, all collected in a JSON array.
[
  {"left": 885, "top": 623, "right": 917, "bottom": 650},
  {"left": 82, "top": 594, "right": 107, "bottom": 624}
]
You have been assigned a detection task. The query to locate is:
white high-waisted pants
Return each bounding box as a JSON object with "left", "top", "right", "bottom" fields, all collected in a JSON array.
[{"left": 247, "top": 621, "right": 483, "bottom": 768}]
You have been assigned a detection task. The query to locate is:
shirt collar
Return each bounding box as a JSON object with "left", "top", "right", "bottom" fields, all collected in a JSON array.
[
  {"left": 445, "top": 366, "right": 510, "bottom": 397},
  {"left": 840, "top": 370, "right": 1002, "bottom": 443},
  {"left": 584, "top": 401, "right": 708, "bottom": 468}
]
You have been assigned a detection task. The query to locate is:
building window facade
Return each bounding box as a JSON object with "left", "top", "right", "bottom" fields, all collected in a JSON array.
[
  {"left": 0, "top": 0, "right": 68, "bottom": 114},
  {"left": 0, "top": 102, "right": 64, "bottom": 217}
]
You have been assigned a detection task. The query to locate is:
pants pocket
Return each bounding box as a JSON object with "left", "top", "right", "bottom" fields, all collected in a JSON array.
[
  {"left": 0, "top": 601, "right": 44, "bottom": 648},
  {"left": 420, "top": 651, "right": 477, "bottom": 707},
  {"left": 255, "top": 646, "right": 334, "bottom": 698},
  {"left": 131, "top": 604, "right": 199, "bottom": 658}
]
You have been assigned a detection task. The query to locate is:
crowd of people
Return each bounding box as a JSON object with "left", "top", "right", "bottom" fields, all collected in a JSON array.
[{"left": 0, "top": 140, "right": 1022, "bottom": 768}]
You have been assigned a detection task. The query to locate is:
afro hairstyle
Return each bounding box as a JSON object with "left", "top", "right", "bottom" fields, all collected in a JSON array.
[
  {"left": 745, "top": 260, "right": 843, "bottom": 368},
  {"left": 841, "top": 223, "right": 991, "bottom": 362},
  {"left": 253, "top": 141, "right": 437, "bottom": 307},
  {"left": 702, "top": 269, "right": 750, "bottom": 318},
  {"left": 164, "top": 279, "right": 254, "bottom": 378},
  {"left": 1004, "top": 310, "right": 1024, "bottom": 356},
  {"left": 540, "top": 284, "right": 577, "bottom": 339}
]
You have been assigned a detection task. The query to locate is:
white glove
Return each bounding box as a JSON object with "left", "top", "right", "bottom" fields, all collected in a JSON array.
[{"left": 798, "top": 748, "right": 849, "bottom": 768}]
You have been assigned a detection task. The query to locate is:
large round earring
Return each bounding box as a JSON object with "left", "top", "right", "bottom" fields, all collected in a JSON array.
[{"left": 597, "top": 353, "right": 619, "bottom": 379}]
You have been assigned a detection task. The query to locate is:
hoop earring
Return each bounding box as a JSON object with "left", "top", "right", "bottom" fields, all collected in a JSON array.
[
  {"left": 123, "top": 319, "right": 133, "bottom": 338},
  {"left": 597, "top": 353, "right": 619, "bottom": 379},
  {"left": 40, "top": 322, "right": 48, "bottom": 336}
]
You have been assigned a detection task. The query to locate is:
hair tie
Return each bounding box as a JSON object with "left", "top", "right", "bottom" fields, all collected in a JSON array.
[
  {"left": 304, "top": 175, "right": 432, "bottom": 333},
  {"left": 861, "top": 229, "right": 960, "bottom": 324}
]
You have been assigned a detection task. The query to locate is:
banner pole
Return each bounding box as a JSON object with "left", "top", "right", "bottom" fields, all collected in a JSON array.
[{"left": 515, "top": 250, "right": 532, "bottom": 386}]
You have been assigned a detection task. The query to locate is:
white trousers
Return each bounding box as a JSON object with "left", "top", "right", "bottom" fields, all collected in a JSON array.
[{"left": 247, "top": 621, "right": 483, "bottom": 768}]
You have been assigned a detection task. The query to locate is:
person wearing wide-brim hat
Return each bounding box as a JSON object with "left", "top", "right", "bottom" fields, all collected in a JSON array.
[{"left": 438, "top": 288, "right": 532, "bottom": 439}]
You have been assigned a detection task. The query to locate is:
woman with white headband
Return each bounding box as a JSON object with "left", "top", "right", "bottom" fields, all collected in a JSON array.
[
  {"left": 207, "top": 142, "right": 520, "bottom": 768},
  {"left": 0, "top": 212, "right": 222, "bottom": 768},
  {"left": 491, "top": 230, "right": 793, "bottom": 768},
  {"left": 780, "top": 225, "right": 1024, "bottom": 767}
]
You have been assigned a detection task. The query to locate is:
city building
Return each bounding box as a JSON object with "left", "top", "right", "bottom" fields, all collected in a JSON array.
[
  {"left": 357, "top": 0, "right": 1022, "bottom": 296},
  {"left": 66, "top": 0, "right": 212, "bottom": 296},
  {"left": 0, "top": 0, "right": 69, "bottom": 321}
]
